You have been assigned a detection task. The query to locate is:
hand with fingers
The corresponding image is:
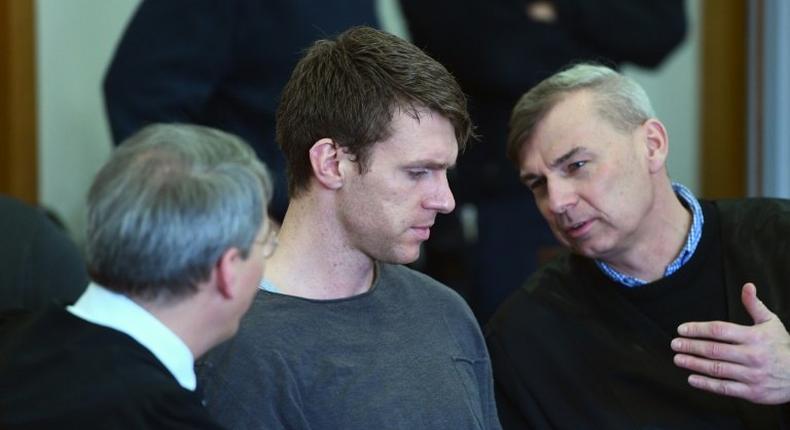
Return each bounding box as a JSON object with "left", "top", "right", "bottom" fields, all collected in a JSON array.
[{"left": 671, "top": 282, "right": 790, "bottom": 404}]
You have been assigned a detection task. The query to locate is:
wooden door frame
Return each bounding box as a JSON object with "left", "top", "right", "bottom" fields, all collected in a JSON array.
[
  {"left": 0, "top": 0, "right": 37, "bottom": 205},
  {"left": 700, "top": 0, "right": 748, "bottom": 198}
]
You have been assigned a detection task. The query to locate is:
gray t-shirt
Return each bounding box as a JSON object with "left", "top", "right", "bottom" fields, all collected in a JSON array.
[{"left": 197, "top": 263, "right": 501, "bottom": 430}]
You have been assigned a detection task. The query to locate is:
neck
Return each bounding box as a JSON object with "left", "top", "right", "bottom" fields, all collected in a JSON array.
[
  {"left": 604, "top": 181, "right": 692, "bottom": 282},
  {"left": 265, "top": 194, "right": 376, "bottom": 300},
  {"left": 136, "top": 294, "right": 218, "bottom": 359}
]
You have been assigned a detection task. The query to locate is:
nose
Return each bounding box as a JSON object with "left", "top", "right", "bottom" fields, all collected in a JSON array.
[
  {"left": 545, "top": 178, "right": 577, "bottom": 215},
  {"left": 423, "top": 173, "right": 456, "bottom": 214}
]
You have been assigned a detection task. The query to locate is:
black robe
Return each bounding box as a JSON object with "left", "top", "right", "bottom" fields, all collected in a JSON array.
[
  {"left": 0, "top": 307, "right": 223, "bottom": 429},
  {"left": 486, "top": 199, "right": 790, "bottom": 429}
]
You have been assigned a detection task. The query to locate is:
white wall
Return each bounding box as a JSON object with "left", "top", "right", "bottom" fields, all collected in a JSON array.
[
  {"left": 624, "top": 0, "right": 701, "bottom": 193},
  {"left": 36, "top": 0, "right": 700, "bottom": 247},
  {"left": 748, "top": 0, "right": 790, "bottom": 198},
  {"left": 37, "top": 0, "right": 140, "bottom": 247}
]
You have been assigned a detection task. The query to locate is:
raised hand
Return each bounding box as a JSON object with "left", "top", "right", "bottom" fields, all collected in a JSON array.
[{"left": 671, "top": 283, "right": 790, "bottom": 404}]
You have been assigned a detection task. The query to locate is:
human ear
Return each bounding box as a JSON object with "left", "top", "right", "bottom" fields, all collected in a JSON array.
[
  {"left": 308, "top": 138, "right": 344, "bottom": 190},
  {"left": 643, "top": 119, "right": 669, "bottom": 173},
  {"left": 215, "top": 247, "right": 242, "bottom": 300}
]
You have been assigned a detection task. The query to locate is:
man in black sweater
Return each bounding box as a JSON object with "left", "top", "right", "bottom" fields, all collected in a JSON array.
[
  {"left": 0, "top": 124, "right": 277, "bottom": 429},
  {"left": 486, "top": 63, "right": 790, "bottom": 429}
]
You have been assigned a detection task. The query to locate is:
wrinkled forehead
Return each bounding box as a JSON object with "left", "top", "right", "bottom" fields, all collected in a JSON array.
[{"left": 517, "top": 95, "right": 604, "bottom": 169}]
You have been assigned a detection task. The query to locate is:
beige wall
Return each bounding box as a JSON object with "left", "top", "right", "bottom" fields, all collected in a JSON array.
[
  {"left": 625, "top": 0, "right": 701, "bottom": 194},
  {"left": 37, "top": 0, "right": 139, "bottom": 246}
]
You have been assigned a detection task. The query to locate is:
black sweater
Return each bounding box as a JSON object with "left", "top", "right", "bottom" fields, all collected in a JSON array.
[{"left": 487, "top": 199, "right": 790, "bottom": 429}]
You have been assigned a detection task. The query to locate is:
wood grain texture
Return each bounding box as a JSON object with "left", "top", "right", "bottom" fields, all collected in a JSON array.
[
  {"left": 700, "top": 0, "right": 748, "bottom": 198},
  {"left": 0, "top": 0, "right": 38, "bottom": 204}
]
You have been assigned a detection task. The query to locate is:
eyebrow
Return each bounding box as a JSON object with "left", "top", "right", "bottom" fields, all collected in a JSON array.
[
  {"left": 404, "top": 160, "right": 456, "bottom": 170},
  {"left": 520, "top": 146, "right": 586, "bottom": 183}
]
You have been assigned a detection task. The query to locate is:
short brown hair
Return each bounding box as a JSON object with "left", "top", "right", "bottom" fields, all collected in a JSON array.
[{"left": 276, "top": 26, "right": 472, "bottom": 198}]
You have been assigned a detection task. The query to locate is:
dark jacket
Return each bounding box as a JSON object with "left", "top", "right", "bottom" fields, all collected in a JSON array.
[
  {"left": 487, "top": 199, "right": 790, "bottom": 429},
  {"left": 0, "top": 307, "right": 223, "bottom": 429},
  {"left": 0, "top": 195, "right": 87, "bottom": 313}
]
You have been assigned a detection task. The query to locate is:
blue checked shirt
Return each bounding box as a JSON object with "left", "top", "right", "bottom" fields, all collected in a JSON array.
[{"left": 595, "top": 183, "right": 704, "bottom": 287}]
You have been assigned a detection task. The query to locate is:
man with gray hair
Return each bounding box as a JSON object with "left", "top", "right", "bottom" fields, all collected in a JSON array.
[
  {"left": 486, "top": 63, "right": 790, "bottom": 429},
  {"left": 0, "top": 124, "right": 277, "bottom": 429}
]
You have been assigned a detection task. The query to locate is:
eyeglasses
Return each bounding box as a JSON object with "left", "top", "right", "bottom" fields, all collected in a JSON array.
[{"left": 254, "top": 229, "right": 278, "bottom": 259}]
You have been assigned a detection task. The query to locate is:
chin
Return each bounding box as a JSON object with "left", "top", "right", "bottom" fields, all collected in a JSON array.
[
  {"left": 390, "top": 254, "right": 420, "bottom": 265},
  {"left": 576, "top": 244, "right": 614, "bottom": 261},
  {"left": 569, "top": 243, "right": 598, "bottom": 259},
  {"left": 401, "top": 255, "right": 421, "bottom": 265},
  {"left": 225, "top": 322, "right": 242, "bottom": 339},
  {"left": 378, "top": 247, "right": 420, "bottom": 265}
]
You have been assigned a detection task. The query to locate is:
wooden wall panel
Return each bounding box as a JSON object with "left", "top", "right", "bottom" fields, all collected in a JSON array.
[
  {"left": 700, "top": 0, "right": 748, "bottom": 198},
  {"left": 0, "top": 0, "right": 37, "bottom": 205}
]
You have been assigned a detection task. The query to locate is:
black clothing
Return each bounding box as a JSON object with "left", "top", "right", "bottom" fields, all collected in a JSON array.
[
  {"left": 0, "top": 195, "right": 87, "bottom": 312},
  {"left": 487, "top": 199, "right": 790, "bottom": 429},
  {"left": 0, "top": 308, "right": 223, "bottom": 429}
]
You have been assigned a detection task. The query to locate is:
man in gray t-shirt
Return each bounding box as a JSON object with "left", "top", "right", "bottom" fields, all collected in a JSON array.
[{"left": 197, "top": 26, "right": 501, "bottom": 430}]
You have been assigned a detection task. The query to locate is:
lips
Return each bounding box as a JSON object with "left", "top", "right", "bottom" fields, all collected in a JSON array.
[
  {"left": 563, "top": 219, "right": 593, "bottom": 239},
  {"left": 411, "top": 225, "right": 433, "bottom": 241}
]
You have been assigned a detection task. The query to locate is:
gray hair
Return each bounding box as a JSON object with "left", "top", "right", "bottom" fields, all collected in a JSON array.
[
  {"left": 507, "top": 63, "right": 655, "bottom": 165},
  {"left": 86, "top": 123, "right": 273, "bottom": 301}
]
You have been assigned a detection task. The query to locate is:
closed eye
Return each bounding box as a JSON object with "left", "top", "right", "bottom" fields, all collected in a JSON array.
[
  {"left": 407, "top": 169, "right": 429, "bottom": 179},
  {"left": 526, "top": 177, "right": 546, "bottom": 191}
]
